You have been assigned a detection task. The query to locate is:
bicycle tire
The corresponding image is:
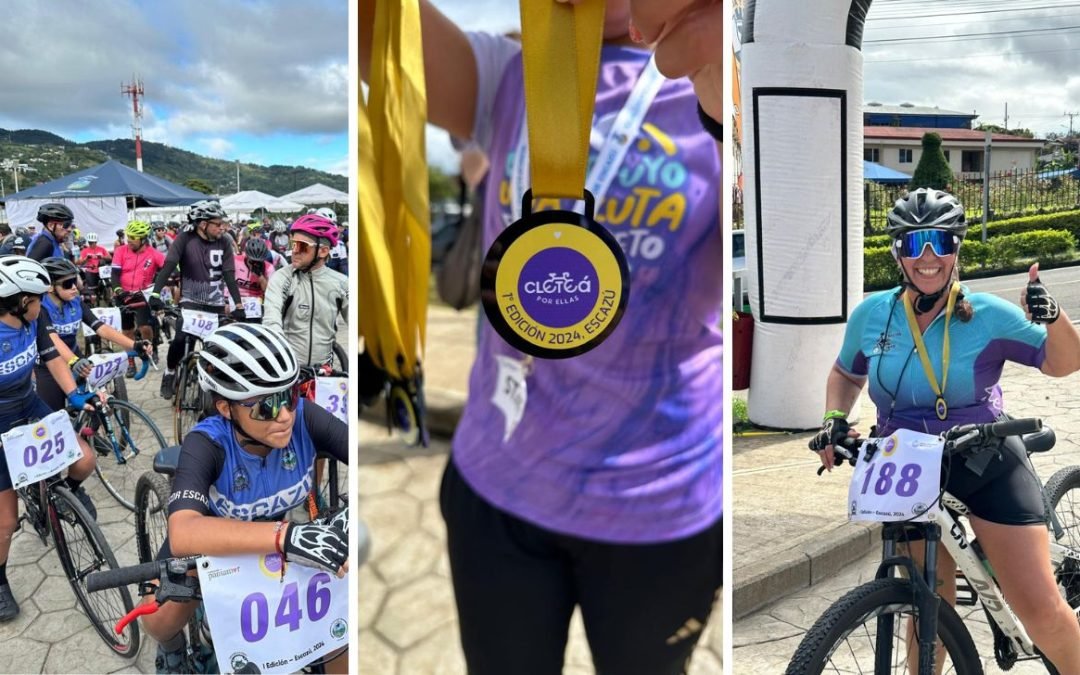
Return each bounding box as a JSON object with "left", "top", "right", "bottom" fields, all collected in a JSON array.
[
  {"left": 134, "top": 472, "right": 172, "bottom": 564},
  {"left": 1046, "top": 466, "right": 1080, "bottom": 618},
  {"left": 92, "top": 400, "right": 168, "bottom": 511},
  {"left": 49, "top": 485, "right": 140, "bottom": 657},
  {"left": 174, "top": 354, "right": 205, "bottom": 445},
  {"left": 332, "top": 341, "right": 348, "bottom": 374},
  {"left": 785, "top": 577, "right": 981, "bottom": 674}
]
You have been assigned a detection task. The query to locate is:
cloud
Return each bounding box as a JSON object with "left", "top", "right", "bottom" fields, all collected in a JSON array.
[{"left": 200, "top": 138, "right": 236, "bottom": 159}]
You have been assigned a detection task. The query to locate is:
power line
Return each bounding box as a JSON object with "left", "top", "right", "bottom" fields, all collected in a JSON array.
[
  {"left": 870, "top": 1, "right": 1080, "bottom": 20},
  {"left": 865, "top": 23, "right": 1080, "bottom": 44},
  {"left": 865, "top": 45, "right": 1080, "bottom": 63}
]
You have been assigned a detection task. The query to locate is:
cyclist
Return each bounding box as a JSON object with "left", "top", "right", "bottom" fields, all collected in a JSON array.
[
  {"left": 233, "top": 237, "right": 276, "bottom": 323},
  {"left": 8, "top": 235, "right": 27, "bottom": 256},
  {"left": 77, "top": 232, "right": 112, "bottom": 301},
  {"left": 811, "top": 188, "right": 1080, "bottom": 672},
  {"left": 37, "top": 257, "right": 152, "bottom": 410},
  {"left": 149, "top": 199, "right": 245, "bottom": 399},
  {"left": 0, "top": 228, "right": 28, "bottom": 256},
  {"left": 263, "top": 214, "right": 347, "bottom": 368},
  {"left": 0, "top": 257, "right": 104, "bottom": 622},
  {"left": 270, "top": 220, "right": 290, "bottom": 258},
  {"left": 111, "top": 221, "right": 166, "bottom": 376},
  {"left": 148, "top": 222, "right": 173, "bottom": 255},
  {"left": 316, "top": 208, "right": 347, "bottom": 276},
  {"left": 142, "top": 323, "right": 348, "bottom": 672},
  {"left": 111, "top": 229, "right": 126, "bottom": 252},
  {"left": 27, "top": 203, "right": 75, "bottom": 261}
]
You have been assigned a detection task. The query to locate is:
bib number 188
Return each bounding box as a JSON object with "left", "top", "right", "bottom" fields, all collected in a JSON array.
[{"left": 859, "top": 461, "right": 922, "bottom": 498}]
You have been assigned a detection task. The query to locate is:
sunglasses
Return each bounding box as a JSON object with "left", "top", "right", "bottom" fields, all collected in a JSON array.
[
  {"left": 232, "top": 388, "right": 298, "bottom": 422},
  {"left": 290, "top": 239, "right": 322, "bottom": 254},
  {"left": 56, "top": 222, "right": 74, "bottom": 230},
  {"left": 896, "top": 229, "right": 958, "bottom": 259},
  {"left": 55, "top": 278, "right": 79, "bottom": 290}
]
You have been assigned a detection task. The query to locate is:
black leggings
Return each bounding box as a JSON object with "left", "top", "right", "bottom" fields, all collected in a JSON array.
[{"left": 440, "top": 458, "right": 722, "bottom": 675}]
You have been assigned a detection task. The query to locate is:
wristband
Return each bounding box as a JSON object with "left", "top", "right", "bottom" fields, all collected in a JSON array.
[
  {"left": 823, "top": 410, "right": 847, "bottom": 421},
  {"left": 697, "top": 102, "right": 724, "bottom": 142},
  {"left": 67, "top": 356, "right": 80, "bottom": 368}
]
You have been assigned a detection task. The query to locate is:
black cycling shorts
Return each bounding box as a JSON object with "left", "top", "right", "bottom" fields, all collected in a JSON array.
[
  {"left": 440, "top": 458, "right": 722, "bottom": 675},
  {"left": 902, "top": 434, "right": 1046, "bottom": 541}
]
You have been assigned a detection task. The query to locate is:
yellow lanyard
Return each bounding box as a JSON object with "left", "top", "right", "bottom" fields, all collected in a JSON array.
[
  {"left": 359, "top": 0, "right": 429, "bottom": 380},
  {"left": 902, "top": 282, "right": 960, "bottom": 421},
  {"left": 519, "top": 0, "right": 605, "bottom": 199}
]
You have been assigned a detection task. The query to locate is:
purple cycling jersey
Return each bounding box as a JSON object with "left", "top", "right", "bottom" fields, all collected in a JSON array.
[{"left": 450, "top": 36, "right": 723, "bottom": 544}]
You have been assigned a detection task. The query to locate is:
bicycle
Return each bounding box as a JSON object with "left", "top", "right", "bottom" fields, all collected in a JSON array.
[
  {"left": 786, "top": 418, "right": 1080, "bottom": 675},
  {"left": 296, "top": 364, "right": 349, "bottom": 518},
  {"left": 163, "top": 306, "right": 234, "bottom": 445},
  {"left": 12, "top": 418, "right": 139, "bottom": 656}
]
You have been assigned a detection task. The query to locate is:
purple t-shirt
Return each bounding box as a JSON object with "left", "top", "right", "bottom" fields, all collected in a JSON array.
[{"left": 451, "top": 35, "right": 723, "bottom": 544}]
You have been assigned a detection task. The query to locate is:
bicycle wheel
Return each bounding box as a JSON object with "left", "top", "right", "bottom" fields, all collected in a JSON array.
[
  {"left": 785, "top": 578, "right": 981, "bottom": 674},
  {"left": 332, "top": 341, "right": 348, "bottom": 373},
  {"left": 49, "top": 485, "right": 140, "bottom": 657},
  {"left": 174, "top": 355, "right": 206, "bottom": 445},
  {"left": 1046, "top": 466, "right": 1080, "bottom": 613},
  {"left": 134, "top": 472, "right": 171, "bottom": 564},
  {"left": 92, "top": 400, "right": 168, "bottom": 511}
]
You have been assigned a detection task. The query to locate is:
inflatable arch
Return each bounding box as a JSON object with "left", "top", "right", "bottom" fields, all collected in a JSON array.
[{"left": 741, "top": 0, "right": 873, "bottom": 428}]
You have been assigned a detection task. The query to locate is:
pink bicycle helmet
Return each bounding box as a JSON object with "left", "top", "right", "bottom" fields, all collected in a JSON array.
[{"left": 289, "top": 214, "right": 339, "bottom": 247}]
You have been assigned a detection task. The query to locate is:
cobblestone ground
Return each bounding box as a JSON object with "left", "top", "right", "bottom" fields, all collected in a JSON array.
[
  {"left": 0, "top": 324, "right": 349, "bottom": 674},
  {"left": 358, "top": 422, "right": 724, "bottom": 675}
]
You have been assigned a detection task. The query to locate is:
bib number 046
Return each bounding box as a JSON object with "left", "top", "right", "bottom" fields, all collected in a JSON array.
[{"left": 240, "top": 573, "right": 332, "bottom": 642}]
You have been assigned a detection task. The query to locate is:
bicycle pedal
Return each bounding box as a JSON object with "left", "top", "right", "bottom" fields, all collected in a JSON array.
[{"left": 79, "top": 426, "right": 95, "bottom": 437}]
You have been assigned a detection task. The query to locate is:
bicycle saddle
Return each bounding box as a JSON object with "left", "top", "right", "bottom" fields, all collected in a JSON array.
[{"left": 153, "top": 445, "right": 182, "bottom": 476}]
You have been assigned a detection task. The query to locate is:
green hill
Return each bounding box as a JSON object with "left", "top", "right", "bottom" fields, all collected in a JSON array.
[{"left": 0, "top": 128, "right": 346, "bottom": 197}]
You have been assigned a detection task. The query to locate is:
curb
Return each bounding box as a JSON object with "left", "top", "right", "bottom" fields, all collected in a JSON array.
[
  {"left": 732, "top": 521, "right": 880, "bottom": 619},
  {"left": 363, "top": 391, "right": 879, "bottom": 620}
]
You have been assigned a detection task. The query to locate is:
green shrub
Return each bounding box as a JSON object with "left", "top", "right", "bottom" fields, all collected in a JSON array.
[
  {"left": 909, "top": 132, "right": 954, "bottom": 191},
  {"left": 864, "top": 209, "right": 1080, "bottom": 250},
  {"left": 864, "top": 246, "right": 900, "bottom": 289},
  {"left": 958, "top": 239, "right": 990, "bottom": 272},
  {"left": 988, "top": 229, "right": 1076, "bottom": 265}
]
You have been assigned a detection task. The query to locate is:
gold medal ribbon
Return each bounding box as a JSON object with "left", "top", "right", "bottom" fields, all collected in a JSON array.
[
  {"left": 519, "top": 0, "right": 605, "bottom": 199},
  {"left": 902, "top": 282, "right": 960, "bottom": 421},
  {"left": 359, "top": 0, "right": 430, "bottom": 380}
]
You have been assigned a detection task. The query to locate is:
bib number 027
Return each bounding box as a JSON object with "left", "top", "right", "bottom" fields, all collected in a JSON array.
[{"left": 240, "top": 573, "right": 332, "bottom": 642}]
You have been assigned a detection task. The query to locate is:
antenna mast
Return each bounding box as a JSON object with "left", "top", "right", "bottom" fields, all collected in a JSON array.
[{"left": 121, "top": 77, "right": 145, "bottom": 172}]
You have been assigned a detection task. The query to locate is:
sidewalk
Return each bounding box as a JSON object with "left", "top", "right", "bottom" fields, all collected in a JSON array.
[{"left": 372, "top": 305, "right": 1080, "bottom": 627}]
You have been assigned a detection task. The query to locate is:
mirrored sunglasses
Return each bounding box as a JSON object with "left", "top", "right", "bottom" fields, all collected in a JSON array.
[
  {"left": 896, "top": 229, "right": 958, "bottom": 259},
  {"left": 233, "top": 388, "right": 298, "bottom": 421}
]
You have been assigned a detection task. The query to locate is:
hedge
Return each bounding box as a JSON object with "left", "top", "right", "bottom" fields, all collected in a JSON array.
[{"left": 864, "top": 209, "right": 1080, "bottom": 250}]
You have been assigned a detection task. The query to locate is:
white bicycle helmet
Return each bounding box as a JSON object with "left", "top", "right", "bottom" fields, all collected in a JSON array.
[
  {"left": 86, "top": 232, "right": 99, "bottom": 244},
  {"left": 197, "top": 323, "right": 299, "bottom": 399},
  {"left": 0, "top": 256, "right": 50, "bottom": 297},
  {"left": 315, "top": 207, "right": 337, "bottom": 224}
]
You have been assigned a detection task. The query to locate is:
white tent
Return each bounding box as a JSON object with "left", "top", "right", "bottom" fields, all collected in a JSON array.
[
  {"left": 219, "top": 190, "right": 304, "bottom": 214},
  {"left": 280, "top": 183, "right": 348, "bottom": 205}
]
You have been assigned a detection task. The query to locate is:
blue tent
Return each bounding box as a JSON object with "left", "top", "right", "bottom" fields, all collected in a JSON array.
[
  {"left": 1036, "top": 167, "right": 1080, "bottom": 180},
  {"left": 1, "top": 159, "right": 206, "bottom": 207},
  {"left": 864, "top": 160, "right": 911, "bottom": 185}
]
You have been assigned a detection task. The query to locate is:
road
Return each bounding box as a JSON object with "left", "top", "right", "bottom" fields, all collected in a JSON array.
[{"left": 963, "top": 265, "right": 1080, "bottom": 320}]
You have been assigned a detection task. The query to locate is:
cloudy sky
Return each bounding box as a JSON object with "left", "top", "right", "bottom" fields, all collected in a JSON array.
[
  {"left": 423, "top": 0, "right": 1080, "bottom": 170},
  {"left": 0, "top": 0, "right": 347, "bottom": 175}
]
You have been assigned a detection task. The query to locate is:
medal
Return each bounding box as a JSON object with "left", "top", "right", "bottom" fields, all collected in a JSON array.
[
  {"left": 903, "top": 282, "right": 960, "bottom": 423},
  {"left": 482, "top": 189, "right": 628, "bottom": 359}
]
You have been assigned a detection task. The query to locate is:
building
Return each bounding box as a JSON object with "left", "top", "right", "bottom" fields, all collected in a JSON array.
[
  {"left": 863, "top": 127, "right": 1044, "bottom": 177},
  {"left": 864, "top": 102, "right": 976, "bottom": 129}
]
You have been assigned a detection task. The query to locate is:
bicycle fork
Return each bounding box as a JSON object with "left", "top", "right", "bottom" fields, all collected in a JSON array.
[{"left": 875, "top": 524, "right": 942, "bottom": 675}]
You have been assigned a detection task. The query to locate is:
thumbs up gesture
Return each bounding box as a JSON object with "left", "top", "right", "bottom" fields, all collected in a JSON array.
[{"left": 1023, "top": 263, "right": 1060, "bottom": 324}]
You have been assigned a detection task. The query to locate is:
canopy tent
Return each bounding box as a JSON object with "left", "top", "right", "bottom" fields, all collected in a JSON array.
[
  {"left": 0, "top": 159, "right": 206, "bottom": 241},
  {"left": 863, "top": 160, "right": 912, "bottom": 185},
  {"left": 280, "top": 183, "right": 348, "bottom": 205},
  {"left": 219, "top": 190, "right": 304, "bottom": 214},
  {"left": 1036, "top": 167, "right": 1080, "bottom": 180}
]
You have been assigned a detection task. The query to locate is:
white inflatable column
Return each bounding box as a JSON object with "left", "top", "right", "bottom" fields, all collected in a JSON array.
[{"left": 742, "top": 0, "right": 869, "bottom": 429}]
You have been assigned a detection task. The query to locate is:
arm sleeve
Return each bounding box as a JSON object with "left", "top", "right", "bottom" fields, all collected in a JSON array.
[
  {"left": 81, "top": 304, "right": 104, "bottom": 332},
  {"left": 303, "top": 401, "right": 348, "bottom": 464},
  {"left": 167, "top": 432, "right": 223, "bottom": 517},
  {"left": 261, "top": 270, "right": 287, "bottom": 334},
  {"left": 35, "top": 316, "right": 60, "bottom": 362},
  {"left": 463, "top": 32, "right": 522, "bottom": 151},
  {"left": 153, "top": 235, "right": 184, "bottom": 293},
  {"left": 27, "top": 237, "right": 52, "bottom": 262}
]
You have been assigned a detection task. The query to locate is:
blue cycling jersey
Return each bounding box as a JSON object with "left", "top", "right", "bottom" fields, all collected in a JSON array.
[
  {"left": 28, "top": 230, "right": 64, "bottom": 260},
  {"left": 837, "top": 287, "right": 1046, "bottom": 436},
  {"left": 178, "top": 398, "right": 317, "bottom": 521},
  {"left": 41, "top": 294, "right": 83, "bottom": 353},
  {"left": 0, "top": 317, "right": 58, "bottom": 404}
]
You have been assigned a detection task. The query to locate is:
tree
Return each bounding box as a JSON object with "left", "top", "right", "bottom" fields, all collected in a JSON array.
[
  {"left": 184, "top": 178, "right": 214, "bottom": 194},
  {"left": 974, "top": 123, "right": 1034, "bottom": 139},
  {"left": 909, "top": 132, "right": 954, "bottom": 191}
]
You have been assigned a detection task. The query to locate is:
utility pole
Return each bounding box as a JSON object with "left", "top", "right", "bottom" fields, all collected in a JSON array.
[
  {"left": 235, "top": 160, "right": 240, "bottom": 193},
  {"left": 121, "top": 77, "right": 145, "bottom": 172},
  {"left": 1004, "top": 102, "right": 1008, "bottom": 131},
  {"left": 1066, "top": 111, "right": 1079, "bottom": 138}
]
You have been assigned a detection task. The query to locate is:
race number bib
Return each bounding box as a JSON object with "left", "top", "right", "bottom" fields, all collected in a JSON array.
[
  {"left": 2, "top": 411, "right": 80, "bottom": 490},
  {"left": 242, "top": 297, "right": 263, "bottom": 319},
  {"left": 491, "top": 355, "right": 527, "bottom": 442},
  {"left": 182, "top": 309, "right": 219, "bottom": 339},
  {"left": 197, "top": 553, "right": 349, "bottom": 675},
  {"left": 85, "top": 352, "right": 127, "bottom": 390},
  {"left": 848, "top": 429, "right": 944, "bottom": 523},
  {"left": 82, "top": 306, "right": 121, "bottom": 337},
  {"left": 313, "top": 378, "right": 348, "bottom": 424},
  {"left": 99, "top": 266, "right": 112, "bottom": 280}
]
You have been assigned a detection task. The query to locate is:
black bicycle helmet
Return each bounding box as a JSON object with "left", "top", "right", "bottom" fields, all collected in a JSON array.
[
  {"left": 244, "top": 236, "right": 269, "bottom": 261},
  {"left": 885, "top": 188, "right": 967, "bottom": 240},
  {"left": 36, "top": 202, "right": 74, "bottom": 225},
  {"left": 42, "top": 256, "right": 79, "bottom": 282}
]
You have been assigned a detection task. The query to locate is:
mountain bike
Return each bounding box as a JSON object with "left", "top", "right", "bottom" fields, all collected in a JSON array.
[
  {"left": 164, "top": 306, "right": 234, "bottom": 445},
  {"left": 296, "top": 364, "right": 349, "bottom": 518},
  {"left": 786, "top": 418, "right": 1080, "bottom": 674},
  {"left": 74, "top": 359, "right": 168, "bottom": 511},
  {"left": 12, "top": 419, "right": 139, "bottom": 656}
]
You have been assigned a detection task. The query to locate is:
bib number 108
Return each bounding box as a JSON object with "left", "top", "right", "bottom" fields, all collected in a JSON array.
[
  {"left": 860, "top": 461, "right": 922, "bottom": 498},
  {"left": 240, "top": 573, "right": 332, "bottom": 642}
]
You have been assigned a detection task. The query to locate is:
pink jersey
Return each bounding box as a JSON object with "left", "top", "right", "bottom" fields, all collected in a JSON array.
[
  {"left": 112, "top": 244, "right": 165, "bottom": 292},
  {"left": 234, "top": 255, "right": 274, "bottom": 299}
]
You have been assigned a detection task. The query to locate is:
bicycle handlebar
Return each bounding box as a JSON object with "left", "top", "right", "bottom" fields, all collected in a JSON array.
[{"left": 86, "top": 560, "right": 166, "bottom": 593}]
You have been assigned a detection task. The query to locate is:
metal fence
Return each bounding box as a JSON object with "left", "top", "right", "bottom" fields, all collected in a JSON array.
[{"left": 864, "top": 166, "right": 1080, "bottom": 235}]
